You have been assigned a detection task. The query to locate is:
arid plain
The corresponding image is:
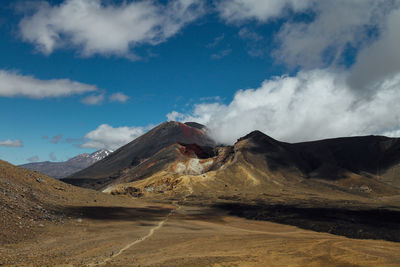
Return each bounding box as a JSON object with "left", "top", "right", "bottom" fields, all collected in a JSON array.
[{"left": 2, "top": 198, "right": 400, "bottom": 267}]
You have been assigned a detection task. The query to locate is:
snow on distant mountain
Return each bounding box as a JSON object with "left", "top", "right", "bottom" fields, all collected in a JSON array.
[
  {"left": 89, "top": 149, "right": 113, "bottom": 161},
  {"left": 19, "top": 149, "right": 113, "bottom": 179}
]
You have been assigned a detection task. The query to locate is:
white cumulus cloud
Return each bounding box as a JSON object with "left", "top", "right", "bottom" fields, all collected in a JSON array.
[
  {"left": 81, "top": 94, "right": 104, "bottom": 105},
  {"left": 216, "top": 0, "right": 313, "bottom": 23},
  {"left": 274, "top": 0, "right": 397, "bottom": 70},
  {"left": 0, "top": 70, "right": 97, "bottom": 99},
  {"left": 109, "top": 92, "right": 129, "bottom": 103},
  {"left": 0, "top": 139, "right": 23, "bottom": 147},
  {"left": 81, "top": 124, "right": 153, "bottom": 150},
  {"left": 218, "top": 0, "right": 400, "bottom": 94},
  {"left": 19, "top": 0, "right": 204, "bottom": 58},
  {"left": 183, "top": 1, "right": 400, "bottom": 144},
  {"left": 168, "top": 69, "right": 400, "bottom": 144},
  {"left": 349, "top": 7, "right": 400, "bottom": 92}
]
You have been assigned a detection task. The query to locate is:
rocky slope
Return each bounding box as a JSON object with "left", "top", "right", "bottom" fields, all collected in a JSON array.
[
  {"left": 0, "top": 159, "right": 132, "bottom": 244},
  {"left": 20, "top": 149, "right": 112, "bottom": 179}
]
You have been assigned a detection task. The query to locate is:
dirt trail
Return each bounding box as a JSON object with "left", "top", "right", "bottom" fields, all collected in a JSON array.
[
  {"left": 88, "top": 209, "right": 176, "bottom": 266},
  {"left": 88, "top": 190, "right": 192, "bottom": 266}
]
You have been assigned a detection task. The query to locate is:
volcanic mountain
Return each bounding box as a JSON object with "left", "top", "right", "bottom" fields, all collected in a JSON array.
[
  {"left": 63, "top": 121, "right": 215, "bottom": 189},
  {"left": 20, "top": 149, "right": 113, "bottom": 179},
  {"left": 92, "top": 126, "right": 400, "bottom": 202}
]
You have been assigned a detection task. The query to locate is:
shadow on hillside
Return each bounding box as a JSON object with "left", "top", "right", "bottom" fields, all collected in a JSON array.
[
  {"left": 62, "top": 206, "right": 172, "bottom": 221},
  {"left": 171, "top": 207, "right": 226, "bottom": 224},
  {"left": 214, "top": 202, "right": 400, "bottom": 242}
]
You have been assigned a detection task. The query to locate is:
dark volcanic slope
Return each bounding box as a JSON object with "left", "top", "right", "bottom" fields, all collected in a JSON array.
[
  {"left": 239, "top": 131, "right": 400, "bottom": 184},
  {"left": 20, "top": 150, "right": 112, "bottom": 179},
  {"left": 293, "top": 135, "right": 400, "bottom": 180},
  {"left": 64, "top": 122, "right": 215, "bottom": 188}
]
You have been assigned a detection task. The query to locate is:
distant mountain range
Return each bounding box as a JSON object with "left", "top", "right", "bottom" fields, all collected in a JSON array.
[{"left": 20, "top": 149, "right": 113, "bottom": 179}]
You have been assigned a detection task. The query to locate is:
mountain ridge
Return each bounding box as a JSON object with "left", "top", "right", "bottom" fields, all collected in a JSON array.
[
  {"left": 85, "top": 124, "right": 400, "bottom": 200},
  {"left": 20, "top": 149, "right": 113, "bottom": 179}
]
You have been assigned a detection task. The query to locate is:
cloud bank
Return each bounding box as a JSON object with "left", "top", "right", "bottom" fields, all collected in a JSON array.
[
  {"left": 218, "top": 0, "right": 400, "bottom": 93},
  {"left": 19, "top": 0, "right": 204, "bottom": 58},
  {"left": 272, "top": 0, "right": 394, "bottom": 69},
  {"left": 163, "top": 0, "right": 398, "bottom": 144},
  {"left": 168, "top": 69, "right": 400, "bottom": 144},
  {"left": 0, "top": 139, "right": 23, "bottom": 147},
  {"left": 349, "top": 6, "right": 400, "bottom": 92},
  {"left": 81, "top": 124, "right": 153, "bottom": 150},
  {"left": 0, "top": 70, "right": 96, "bottom": 99}
]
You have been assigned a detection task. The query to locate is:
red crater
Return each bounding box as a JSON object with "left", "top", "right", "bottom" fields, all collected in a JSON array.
[{"left": 178, "top": 143, "right": 215, "bottom": 159}]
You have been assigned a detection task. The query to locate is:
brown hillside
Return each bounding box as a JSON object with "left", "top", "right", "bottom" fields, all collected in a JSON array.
[{"left": 0, "top": 160, "right": 135, "bottom": 244}]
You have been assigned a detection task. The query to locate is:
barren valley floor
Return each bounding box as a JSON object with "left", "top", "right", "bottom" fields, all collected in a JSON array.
[{"left": 1, "top": 199, "right": 400, "bottom": 267}]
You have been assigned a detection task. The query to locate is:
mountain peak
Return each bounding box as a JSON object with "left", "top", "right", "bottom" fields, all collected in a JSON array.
[
  {"left": 237, "top": 130, "right": 278, "bottom": 144},
  {"left": 65, "top": 121, "right": 215, "bottom": 188},
  {"left": 184, "top": 122, "right": 206, "bottom": 130}
]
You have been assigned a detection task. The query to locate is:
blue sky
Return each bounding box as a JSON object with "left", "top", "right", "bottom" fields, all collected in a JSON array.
[{"left": 1, "top": 0, "right": 400, "bottom": 165}]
